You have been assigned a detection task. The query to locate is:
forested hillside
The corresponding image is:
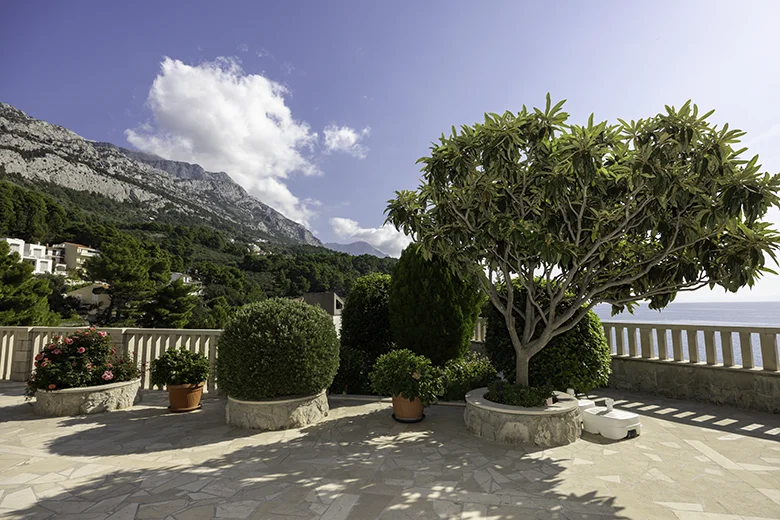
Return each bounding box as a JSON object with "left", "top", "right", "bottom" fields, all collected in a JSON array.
[{"left": 0, "top": 180, "right": 395, "bottom": 328}]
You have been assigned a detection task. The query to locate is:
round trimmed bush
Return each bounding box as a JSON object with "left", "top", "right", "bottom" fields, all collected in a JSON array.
[
  {"left": 340, "top": 273, "right": 393, "bottom": 361},
  {"left": 483, "top": 282, "right": 611, "bottom": 394},
  {"left": 217, "top": 298, "right": 340, "bottom": 400},
  {"left": 440, "top": 352, "right": 498, "bottom": 401},
  {"left": 389, "top": 245, "right": 484, "bottom": 366}
]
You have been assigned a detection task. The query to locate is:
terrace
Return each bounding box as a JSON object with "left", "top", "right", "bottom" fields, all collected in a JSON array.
[{"left": 1, "top": 381, "right": 779, "bottom": 520}]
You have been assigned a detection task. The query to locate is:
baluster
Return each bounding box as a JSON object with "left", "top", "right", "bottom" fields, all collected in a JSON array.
[
  {"left": 659, "top": 328, "right": 670, "bottom": 360},
  {"left": 721, "top": 331, "right": 734, "bottom": 367},
  {"left": 739, "top": 331, "right": 754, "bottom": 369},
  {"left": 618, "top": 326, "right": 628, "bottom": 356},
  {"left": 672, "top": 328, "right": 684, "bottom": 361},
  {"left": 626, "top": 326, "right": 637, "bottom": 357},
  {"left": 705, "top": 329, "right": 717, "bottom": 365},
  {"left": 207, "top": 334, "right": 217, "bottom": 393},
  {"left": 640, "top": 327, "right": 653, "bottom": 358},
  {"left": 687, "top": 329, "right": 700, "bottom": 363},
  {"left": 759, "top": 333, "right": 779, "bottom": 371}
]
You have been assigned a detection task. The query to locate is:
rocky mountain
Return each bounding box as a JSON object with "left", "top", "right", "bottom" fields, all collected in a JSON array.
[
  {"left": 325, "top": 241, "right": 389, "bottom": 258},
  {"left": 0, "top": 102, "right": 321, "bottom": 245}
]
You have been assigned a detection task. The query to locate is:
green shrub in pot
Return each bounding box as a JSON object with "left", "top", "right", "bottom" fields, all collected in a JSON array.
[{"left": 150, "top": 348, "right": 210, "bottom": 388}]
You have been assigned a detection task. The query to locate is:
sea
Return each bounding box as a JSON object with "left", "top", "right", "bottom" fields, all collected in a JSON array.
[{"left": 592, "top": 301, "right": 780, "bottom": 368}]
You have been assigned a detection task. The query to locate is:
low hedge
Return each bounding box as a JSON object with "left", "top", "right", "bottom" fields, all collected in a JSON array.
[{"left": 440, "top": 352, "right": 498, "bottom": 401}]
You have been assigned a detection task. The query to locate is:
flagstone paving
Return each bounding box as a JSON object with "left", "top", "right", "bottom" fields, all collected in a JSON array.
[{"left": 0, "top": 382, "right": 779, "bottom": 519}]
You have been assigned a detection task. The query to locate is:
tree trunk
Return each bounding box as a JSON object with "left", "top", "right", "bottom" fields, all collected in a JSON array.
[{"left": 516, "top": 352, "right": 530, "bottom": 387}]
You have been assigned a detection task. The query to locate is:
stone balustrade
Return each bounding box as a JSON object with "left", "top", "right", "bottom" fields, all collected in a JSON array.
[{"left": 2, "top": 318, "right": 778, "bottom": 411}]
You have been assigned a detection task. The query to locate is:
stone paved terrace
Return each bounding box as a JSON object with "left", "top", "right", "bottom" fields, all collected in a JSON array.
[{"left": 0, "top": 383, "right": 779, "bottom": 520}]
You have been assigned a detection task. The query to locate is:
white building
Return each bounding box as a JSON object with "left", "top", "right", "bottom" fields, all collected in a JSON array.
[
  {"left": 171, "top": 272, "right": 203, "bottom": 295},
  {"left": 50, "top": 242, "right": 99, "bottom": 271},
  {"left": 1, "top": 238, "right": 60, "bottom": 275}
]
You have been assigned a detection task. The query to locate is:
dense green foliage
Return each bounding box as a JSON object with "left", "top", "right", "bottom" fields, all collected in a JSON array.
[
  {"left": 387, "top": 97, "right": 780, "bottom": 385},
  {"left": 369, "top": 349, "right": 443, "bottom": 406},
  {"left": 484, "top": 381, "right": 554, "bottom": 408},
  {"left": 0, "top": 241, "right": 57, "bottom": 325},
  {"left": 26, "top": 328, "right": 139, "bottom": 396},
  {"left": 329, "top": 347, "right": 372, "bottom": 395},
  {"left": 140, "top": 280, "right": 199, "bottom": 329},
  {"left": 483, "top": 280, "right": 612, "bottom": 393},
  {"left": 340, "top": 273, "right": 393, "bottom": 359},
  {"left": 0, "top": 179, "right": 395, "bottom": 327},
  {"left": 85, "top": 237, "right": 171, "bottom": 324},
  {"left": 216, "top": 298, "right": 339, "bottom": 400},
  {"left": 149, "top": 348, "right": 210, "bottom": 387},
  {"left": 389, "top": 245, "right": 483, "bottom": 365},
  {"left": 0, "top": 182, "right": 67, "bottom": 243},
  {"left": 440, "top": 352, "right": 498, "bottom": 401}
]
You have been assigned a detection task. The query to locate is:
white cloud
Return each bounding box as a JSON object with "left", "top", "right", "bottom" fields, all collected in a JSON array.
[
  {"left": 330, "top": 217, "right": 412, "bottom": 257},
  {"left": 237, "top": 43, "right": 249, "bottom": 53},
  {"left": 126, "top": 57, "right": 320, "bottom": 226},
  {"left": 323, "top": 124, "right": 370, "bottom": 159}
]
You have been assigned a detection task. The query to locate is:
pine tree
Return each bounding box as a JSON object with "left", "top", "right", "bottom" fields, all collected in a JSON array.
[
  {"left": 0, "top": 241, "right": 58, "bottom": 325},
  {"left": 140, "top": 279, "right": 198, "bottom": 328}
]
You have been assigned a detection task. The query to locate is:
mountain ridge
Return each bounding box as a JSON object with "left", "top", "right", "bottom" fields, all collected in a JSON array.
[
  {"left": 325, "top": 241, "right": 389, "bottom": 258},
  {"left": 0, "top": 102, "right": 321, "bottom": 246}
]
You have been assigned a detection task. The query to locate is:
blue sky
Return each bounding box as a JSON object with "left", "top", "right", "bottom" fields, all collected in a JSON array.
[{"left": 2, "top": 1, "right": 780, "bottom": 300}]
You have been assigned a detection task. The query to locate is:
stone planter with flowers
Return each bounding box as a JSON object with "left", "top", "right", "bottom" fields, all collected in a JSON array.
[{"left": 26, "top": 328, "right": 141, "bottom": 416}]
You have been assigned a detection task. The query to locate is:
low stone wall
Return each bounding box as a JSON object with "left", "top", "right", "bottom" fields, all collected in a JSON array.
[
  {"left": 226, "top": 391, "right": 329, "bottom": 430},
  {"left": 609, "top": 357, "right": 780, "bottom": 414},
  {"left": 464, "top": 388, "right": 581, "bottom": 447},
  {"left": 33, "top": 379, "right": 141, "bottom": 417}
]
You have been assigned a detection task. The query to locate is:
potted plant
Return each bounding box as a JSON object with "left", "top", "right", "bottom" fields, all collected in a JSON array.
[
  {"left": 370, "top": 349, "right": 443, "bottom": 423},
  {"left": 217, "top": 298, "right": 340, "bottom": 430},
  {"left": 150, "top": 348, "right": 210, "bottom": 412},
  {"left": 26, "top": 327, "right": 141, "bottom": 416}
]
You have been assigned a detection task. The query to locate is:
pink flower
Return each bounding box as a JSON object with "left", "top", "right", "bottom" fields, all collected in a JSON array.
[
  {"left": 77, "top": 347, "right": 86, "bottom": 354},
  {"left": 107, "top": 362, "right": 113, "bottom": 368},
  {"left": 48, "top": 384, "right": 56, "bottom": 390},
  {"left": 71, "top": 362, "right": 76, "bottom": 367},
  {"left": 41, "top": 360, "right": 49, "bottom": 367},
  {"left": 34, "top": 353, "right": 42, "bottom": 361},
  {"left": 64, "top": 338, "right": 73, "bottom": 344},
  {"left": 101, "top": 371, "right": 113, "bottom": 381},
  {"left": 98, "top": 331, "right": 107, "bottom": 337},
  {"left": 52, "top": 349, "right": 62, "bottom": 355},
  {"left": 86, "top": 363, "right": 93, "bottom": 370},
  {"left": 110, "top": 348, "right": 116, "bottom": 355},
  {"left": 47, "top": 344, "right": 55, "bottom": 350}
]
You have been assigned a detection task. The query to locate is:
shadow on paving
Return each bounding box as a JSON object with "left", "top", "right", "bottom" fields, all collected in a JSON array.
[
  {"left": 589, "top": 389, "right": 780, "bottom": 442},
  {"left": 7, "top": 401, "right": 628, "bottom": 519}
]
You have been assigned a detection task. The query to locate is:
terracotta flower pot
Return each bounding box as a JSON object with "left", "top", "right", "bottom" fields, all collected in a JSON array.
[
  {"left": 167, "top": 382, "right": 205, "bottom": 412},
  {"left": 392, "top": 394, "right": 425, "bottom": 423}
]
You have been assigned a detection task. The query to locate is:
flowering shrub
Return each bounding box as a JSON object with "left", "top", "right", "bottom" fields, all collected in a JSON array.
[
  {"left": 369, "top": 349, "right": 443, "bottom": 406},
  {"left": 25, "top": 328, "right": 140, "bottom": 398}
]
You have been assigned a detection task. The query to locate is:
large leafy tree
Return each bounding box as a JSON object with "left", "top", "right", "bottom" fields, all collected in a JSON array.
[
  {"left": 0, "top": 241, "right": 58, "bottom": 325},
  {"left": 387, "top": 98, "right": 780, "bottom": 386}
]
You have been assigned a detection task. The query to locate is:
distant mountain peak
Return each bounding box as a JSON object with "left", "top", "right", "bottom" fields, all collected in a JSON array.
[
  {"left": 325, "top": 241, "right": 388, "bottom": 258},
  {"left": 0, "top": 102, "right": 321, "bottom": 246}
]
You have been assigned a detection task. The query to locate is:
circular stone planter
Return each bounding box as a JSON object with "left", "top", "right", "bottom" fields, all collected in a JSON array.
[
  {"left": 33, "top": 379, "right": 141, "bottom": 417},
  {"left": 226, "top": 390, "right": 328, "bottom": 430},
  {"left": 464, "top": 388, "right": 581, "bottom": 447}
]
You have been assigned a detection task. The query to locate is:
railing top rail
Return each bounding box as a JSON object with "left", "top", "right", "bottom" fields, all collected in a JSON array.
[
  {"left": 122, "top": 328, "right": 224, "bottom": 334},
  {"left": 601, "top": 320, "right": 780, "bottom": 334},
  {"left": 1, "top": 326, "right": 226, "bottom": 335}
]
